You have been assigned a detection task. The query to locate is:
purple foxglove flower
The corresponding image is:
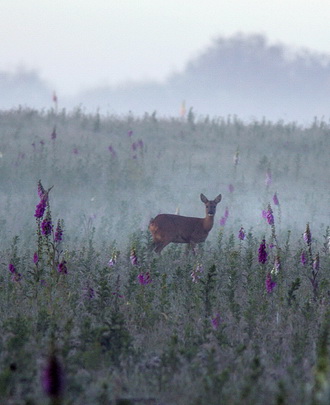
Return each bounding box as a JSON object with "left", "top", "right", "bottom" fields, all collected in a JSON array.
[
  {"left": 41, "top": 218, "right": 53, "bottom": 236},
  {"left": 41, "top": 353, "right": 64, "bottom": 399},
  {"left": 108, "top": 145, "right": 116, "bottom": 157},
  {"left": 211, "top": 313, "right": 221, "bottom": 330},
  {"left": 303, "top": 223, "right": 312, "bottom": 245},
  {"left": 301, "top": 251, "right": 307, "bottom": 265},
  {"left": 224, "top": 207, "right": 229, "bottom": 219},
  {"left": 272, "top": 256, "right": 281, "bottom": 275},
  {"left": 35, "top": 198, "right": 47, "bottom": 219},
  {"left": 58, "top": 260, "right": 68, "bottom": 274},
  {"left": 137, "top": 272, "right": 152, "bottom": 285},
  {"left": 11, "top": 272, "right": 22, "bottom": 282},
  {"left": 273, "top": 192, "right": 279, "bottom": 206},
  {"left": 130, "top": 249, "right": 138, "bottom": 265},
  {"left": 219, "top": 217, "right": 226, "bottom": 226},
  {"left": 54, "top": 220, "right": 63, "bottom": 242},
  {"left": 266, "top": 210, "right": 274, "bottom": 226},
  {"left": 228, "top": 184, "right": 234, "bottom": 193},
  {"left": 131, "top": 142, "right": 137, "bottom": 151},
  {"left": 274, "top": 255, "right": 281, "bottom": 272},
  {"left": 262, "top": 210, "right": 267, "bottom": 219},
  {"left": 33, "top": 252, "right": 39, "bottom": 264},
  {"left": 265, "top": 273, "right": 276, "bottom": 293},
  {"left": 128, "top": 130, "right": 133, "bottom": 137},
  {"left": 258, "top": 240, "right": 268, "bottom": 264},
  {"left": 8, "top": 263, "right": 16, "bottom": 274},
  {"left": 238, "top": 227, "right": 245, "bottom": 240}
]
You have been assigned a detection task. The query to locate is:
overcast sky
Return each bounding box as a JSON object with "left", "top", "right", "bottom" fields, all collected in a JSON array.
[{"left": 1, "top": 0, "right": 330, "bottom": 96}]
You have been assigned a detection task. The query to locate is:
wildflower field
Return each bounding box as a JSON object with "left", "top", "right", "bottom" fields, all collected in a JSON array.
[{"left": 0, "top": 107, "right": 330, "bottom": 404}]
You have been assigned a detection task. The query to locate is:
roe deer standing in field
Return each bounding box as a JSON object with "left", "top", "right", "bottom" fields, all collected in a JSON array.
[{"left": 149, "top": 193, "right": 222, "bottom": 253}]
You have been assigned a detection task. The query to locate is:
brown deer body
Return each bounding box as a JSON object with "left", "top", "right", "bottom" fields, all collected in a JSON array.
[{"left": 149, "top": 194, "right": 222, "bottom": 253}]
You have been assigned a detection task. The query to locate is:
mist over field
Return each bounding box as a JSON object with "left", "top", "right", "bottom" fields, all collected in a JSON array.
[
  {"left": 1, "top": 34, "right": 330, "bottom": 405},
  {"left": 0, "top": 108, "right": 329, "bottom": 248},
  {"left": 2, "top": 34, "right": 330, "bottom": 122}
]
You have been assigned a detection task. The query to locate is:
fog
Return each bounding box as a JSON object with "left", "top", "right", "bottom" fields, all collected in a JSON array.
[
  {"left": 0, "top": 107, "right": 328, "bottom": 254},
  {"left": 0, "top": 34, "right": 329, "bottom": 252},
  {"left": 2, "top": 34, "right": 330, "bottom": 123}
]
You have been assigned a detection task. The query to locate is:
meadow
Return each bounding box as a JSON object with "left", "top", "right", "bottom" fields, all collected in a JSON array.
[{"left": 0, "top": 107, "right": 329, "bottom": 404}]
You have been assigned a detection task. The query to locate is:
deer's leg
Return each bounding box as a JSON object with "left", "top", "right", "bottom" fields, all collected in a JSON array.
[
  {"left": 184, "top": 242, "right": 197, "bottom": 255},
  {"left": 153, "top": 241, "right": 166, "bottom": 253}
]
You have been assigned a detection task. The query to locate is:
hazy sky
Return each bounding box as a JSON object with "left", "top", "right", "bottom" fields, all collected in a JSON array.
[{"left": 1, "top": 0, "right": 330, "bottom": 96}]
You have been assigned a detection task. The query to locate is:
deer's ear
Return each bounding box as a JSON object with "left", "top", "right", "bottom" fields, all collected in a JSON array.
[
  {"left": 214, "top": 194, "right": 222, "bottom": 204},
  {"left": 200, "top": 193, "right": 208, "bottom": 203}
]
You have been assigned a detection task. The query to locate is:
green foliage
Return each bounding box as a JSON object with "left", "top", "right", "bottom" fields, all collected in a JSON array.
[{"left": 0, "top": 110, "right": 329, "bottom": 404}]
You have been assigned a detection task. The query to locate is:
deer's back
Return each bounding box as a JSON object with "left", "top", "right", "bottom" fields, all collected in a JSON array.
[{"left": 149, "top": 214, "right": 208, "bottom": 243}]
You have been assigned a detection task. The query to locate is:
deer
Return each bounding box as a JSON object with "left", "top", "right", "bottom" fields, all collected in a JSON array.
[{"left": 149, "top": 193, "right": 222, "bottom": 253}]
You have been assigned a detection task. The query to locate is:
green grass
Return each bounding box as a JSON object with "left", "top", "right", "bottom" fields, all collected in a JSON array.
[{"left": 0, "top": 108, "right": 329, "bottom": 404}]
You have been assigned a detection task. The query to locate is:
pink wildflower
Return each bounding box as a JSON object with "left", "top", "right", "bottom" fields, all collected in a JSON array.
[
  {"left": 130, "top": 249, "right": 138, "bottom": 265},
  {"left": 258, "top": 240, "right": 268, "bottom": 264},
  {"left": 238, "top": 227, "right": 245, "bottom": 240},
  {"left": 273, "top": 192, "right": 279, "bottom": 206},
  {"left": 41, "top": 353, "right": 64, "bottom": 399},
  {"left": 303, "top": 223, "right": 312, "bottom": 245},
  {"left": 211, "top": 314, "right": 221, "bottom": 330},
  {"left": 33, "top": 252, "right": 39, "bottom": 264},
  {"left": 137, "top": 272, "right": 152, "bottom": 285},
  {"left": 265, "top": 273, "right": 276, "bottom": 293}
]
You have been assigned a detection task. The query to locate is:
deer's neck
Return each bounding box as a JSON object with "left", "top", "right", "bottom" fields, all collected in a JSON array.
[{"left": 203, "top": 215, "right": 215, "bottom": 232}]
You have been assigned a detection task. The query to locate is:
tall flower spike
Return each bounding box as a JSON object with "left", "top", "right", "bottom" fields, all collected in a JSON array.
[
  {"left": 265, "top": 273, "right": 276, "bottom": 293},
  {"left": 238, "top": 227, "right": 245, "bottom": 240},
  {"left": 54, "top": 220, "right": 63, "bottom": 242},
  {"left": 301, "top": 251, "right": 307, "bottom": 265},
  {"left": 41, "top": 352, "right": 64, "bottom": 399},
  {"left": 130, "top": 249, "right": 138, "bottom": 265},
  {"left": 303, "top": 223, "right": 312, "bottom": 245},
  {"left": 313, "top": 253, "right": 320, "bottom": 272},
  {"left": 258, "top": 239, "right": 268, "bottom": 264},
  {"left": 266, "top": 204, "right": 274, "bottom": 226},
  {"left": 8, "top": 263, "right": 16, "bottom": 274},
  {"left": 33, "top": 252, "right": 39, "bottom": 264},
  {"left": 41, "top": 215, "right": 53, "bottom": 236},
  {"left": 219, "top": 217, "right": 227, "bottom": 226},
  {"left": 273, "top": 192, "right": 279, "bottom": 206},
  {"left": 137, "top": 271, "right": 152, "bottom": 285},
  {"left": 35, "top": 197, "right": 47, "bottom": 219},
  {"left": 58, "top": 260, "right": 68, "bottom": 274},
  {"left": 37, "top": 180, "right": 46, "bottom": 198},
  {"left": 211, "top": 313, "right": 221, "bottom": 330},
  {"left": 272, "top": 255, "right": 281, "bottom": 275}
]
